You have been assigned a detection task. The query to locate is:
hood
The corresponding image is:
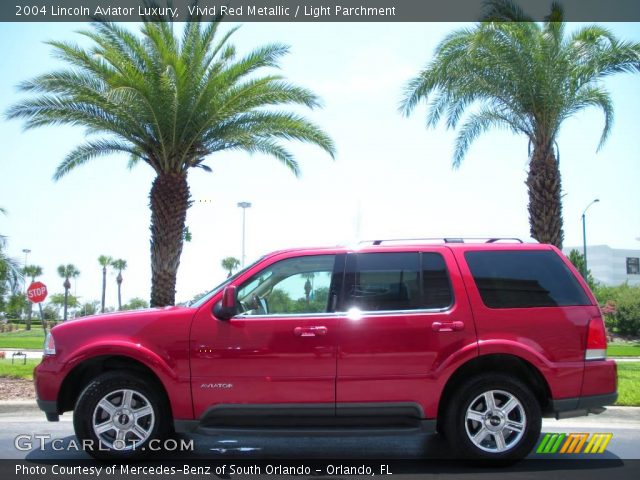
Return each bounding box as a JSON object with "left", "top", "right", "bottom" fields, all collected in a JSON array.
[{"left": 51, "top": 305, "right": 195, "bottom": 332}]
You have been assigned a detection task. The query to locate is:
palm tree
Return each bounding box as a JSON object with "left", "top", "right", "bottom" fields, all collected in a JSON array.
[
  {"left": 111, "top": 258, "right": 127, "bottom": 310},
  {"left": 221, "top": 257, "right": 240, "bottom": 278},
  {"left": 401, "top": 0, "right": 640, "bottom": 248},
  {"left": 98, "top": 255, "right": 113, "bottom": 313},
  {"left": 57, "top": 264, "right": 80, "bottom": 321},
  {"left": 7, "top": 15, "right": 335, "bottom": 307},
  {"left": 49, "top": 293, "right": 79, "bottom": 319},
  {"left": 302, "top": 272, "right": 315, "bottom": 303},
  {"left": 0, "top": 208, "right": 21, "bottom": 301},
  {"left": 22, "top": 265, "right": 43, "bottom": 331}
]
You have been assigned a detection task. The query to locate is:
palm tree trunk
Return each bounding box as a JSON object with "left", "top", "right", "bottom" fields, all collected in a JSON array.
[
  {"left": 117, "top": 274, "right": 122, "bottom": 310},
  {"left": 26, "top": 302, "right": 32, "bottom": 331},
  {"left": 526, "top": 141, "right": 564, "bottom": 248},
  {"left": 63, "top": 288, "right": 69, "bottom": 321},
  {"left": 101, "top": 266, "right": 107, "bottom": 313},
  {"left": 149, "top": 172, "right": 191, "bottom": 307},
  {"left": 63, "top": 277, "right": 71, "bottom": 321},
  {"left": 38, "top": 302, "right": 44, "bottom": 334}
]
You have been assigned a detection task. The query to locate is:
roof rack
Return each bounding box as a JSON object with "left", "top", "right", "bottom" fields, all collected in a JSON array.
[{"left": 360, "top": 237, "right": 525, "bottom": 246}]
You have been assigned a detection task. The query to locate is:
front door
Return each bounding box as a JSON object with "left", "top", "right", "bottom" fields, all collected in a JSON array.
[{"left": 190, "top": 254, "right": 340, "bottom": 420}]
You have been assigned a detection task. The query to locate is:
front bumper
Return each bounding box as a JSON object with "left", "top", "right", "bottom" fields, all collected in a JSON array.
[
  {"left": 34, "top": 355, "right": 64, "bottom": 422},
  {"left": 549, "top": 391, "right": 618, "bottom": 419},
  {"left": 36, "top": 399, "right": 60, "bottom": 422}
]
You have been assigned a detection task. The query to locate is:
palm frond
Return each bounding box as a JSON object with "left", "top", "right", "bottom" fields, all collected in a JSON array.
[
  {"left": 563, "top": 87, "right": 614, "bottom": 151},
  {"left": 401, "top": 3, "right": 638, "bottom": 166},
  {"left": 453, "top": 108, "right": 514, "bottom": 167},
  {"left": 54, "top": 139, "right": 141, "bottom": 180},
  {"left": 481, "top": 0, "right": 533, "bottom": 22},
  {"left": 6, "top": 15, "right": 333, "bottom": 181}
]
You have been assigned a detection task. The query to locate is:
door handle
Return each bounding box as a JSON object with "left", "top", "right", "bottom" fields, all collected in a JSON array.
[
  {"left": 294, "top": 326, "right": 328, "bottom": 337},
  {"left": 431, "top": 321, "right": 464, "bottom": 332}
]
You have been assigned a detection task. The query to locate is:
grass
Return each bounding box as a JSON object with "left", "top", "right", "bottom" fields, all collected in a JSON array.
[
  {"left": 0, "top": 326, "right": 47, "bottom": 349},
  {"left": 615, "top": 362, "right": 640, "bottom": 406},
  {"left": 607, "top": 343, "right": 640, "bottom": 357},
  {"left": 0, "top": 358, "right": 41, "bottom": 380}
]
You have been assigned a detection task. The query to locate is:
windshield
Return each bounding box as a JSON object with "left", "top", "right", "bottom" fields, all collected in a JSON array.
[{"left": 189, "top": 256, "right": 265, "bottom": 308}]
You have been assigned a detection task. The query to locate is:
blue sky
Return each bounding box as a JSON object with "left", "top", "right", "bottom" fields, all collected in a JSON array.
[{"left": 1, "top": 21, "right": 639, "bottom": 307}]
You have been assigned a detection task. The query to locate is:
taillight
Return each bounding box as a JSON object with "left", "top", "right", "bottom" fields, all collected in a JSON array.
[{"left": 585, "top": 316, "right": 607, "bottom": 360}]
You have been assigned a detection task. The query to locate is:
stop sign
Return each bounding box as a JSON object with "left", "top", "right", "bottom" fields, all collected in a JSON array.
[{"left": 27, "top": 281, "right": 48, "bottom": 303}]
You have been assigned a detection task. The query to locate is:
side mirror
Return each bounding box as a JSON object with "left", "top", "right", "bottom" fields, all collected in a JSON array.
[{"left": 213, "top": 285, "right": 237, "bottom": 320}]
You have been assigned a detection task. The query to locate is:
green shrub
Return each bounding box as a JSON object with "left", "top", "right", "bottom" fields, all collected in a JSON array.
[{"left": 593, "top": 284, "right": 640, "bottom": 337}]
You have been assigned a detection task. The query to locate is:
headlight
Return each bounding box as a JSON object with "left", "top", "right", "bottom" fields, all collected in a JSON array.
[{"left": 43, "top": 332, "right": 56, "bottom": 355}]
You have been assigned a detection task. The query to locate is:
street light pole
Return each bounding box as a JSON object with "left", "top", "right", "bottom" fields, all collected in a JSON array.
[
  {"left": 237, "top": 202, "right": 252, "bottom": 267},
  {"left": 22, "top": 248, "right": 31, "bottom": 292},
  {"left": 581, "top": 199, "right": 600, "bottom": 279}
]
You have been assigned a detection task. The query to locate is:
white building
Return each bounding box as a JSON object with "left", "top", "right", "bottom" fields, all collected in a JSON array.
[{"left": 564, "top": 245, "right": 640, "bottom": 286}]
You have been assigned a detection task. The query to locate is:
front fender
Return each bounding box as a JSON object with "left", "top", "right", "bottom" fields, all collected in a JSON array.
[
  {"left": 57, "top": 340, "right": 192, "bottom": 419},
  {"left": 64, "top": 340, "right": 179, "bottom": 382}
]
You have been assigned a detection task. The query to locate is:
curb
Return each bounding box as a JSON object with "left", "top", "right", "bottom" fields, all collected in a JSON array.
[
  {"left": 0, "top": 348, "right": 42, "bottom": 353},
  {"left": 0, "top": 400, "right": 39, "bottom": 414}
]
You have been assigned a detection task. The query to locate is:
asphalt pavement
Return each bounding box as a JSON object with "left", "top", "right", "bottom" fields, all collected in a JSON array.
[
  {"left": 0, "top": 353, "right": 637, "bottom": 478},
  {"left": 0, "top": 403, "right": 637, "bottom": 461}
]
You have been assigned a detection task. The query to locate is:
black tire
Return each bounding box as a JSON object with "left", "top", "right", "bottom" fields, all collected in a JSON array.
[
  {"left": 441, "top": 373, "right": 541, "bottom": 461},
  {"left": 73, "top": 371, "right": 171, "bottom": 460}
]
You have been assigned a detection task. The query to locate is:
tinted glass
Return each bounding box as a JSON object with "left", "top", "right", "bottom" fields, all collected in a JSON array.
[
  {"left": 345, "top": 252, "right": 421, "bottom": 311},
  {"left": 465, "top": 250, "right": 590, "bottom": 308},
  {"left": 422, "top": 253, "right": 453, "bottom": 309}
]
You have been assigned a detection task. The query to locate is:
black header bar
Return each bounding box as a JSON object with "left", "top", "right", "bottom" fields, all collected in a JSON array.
[{"left": 3, "top": 0, "right": 640, "bottom": 22}]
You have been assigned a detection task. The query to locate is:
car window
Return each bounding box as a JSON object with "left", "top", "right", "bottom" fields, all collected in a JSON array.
[
  {"left": 237, "top": 255, "right": 335, "bottom": 315},
  {"left": 464, "top": 250, "right": 591, "bottom": 308},
  {"left": 342, "top": 252, "right": 453, "bottom": 312},
  {"left": 344, "top": 252, "right": 421, "bottom": 311},
  {"left": 422, "top": 252, "right": 453, "bottom": 309}
]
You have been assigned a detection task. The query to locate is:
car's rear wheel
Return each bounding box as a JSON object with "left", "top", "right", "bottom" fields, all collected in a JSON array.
[
  {"left": 73, "top": 371, "right": 170, "bottom": 459},
  {"left": 442, "top": 373, "right": 541, "bottom": 460}
]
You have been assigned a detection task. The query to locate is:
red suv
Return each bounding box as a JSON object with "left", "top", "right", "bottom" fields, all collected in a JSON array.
[{"left": 34, "top": 238, "right": 617, "bottom": 460}]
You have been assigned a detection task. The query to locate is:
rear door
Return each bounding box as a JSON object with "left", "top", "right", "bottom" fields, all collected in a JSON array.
[{"left": 335, "top": 248, "right": 477, "bottom": 418}]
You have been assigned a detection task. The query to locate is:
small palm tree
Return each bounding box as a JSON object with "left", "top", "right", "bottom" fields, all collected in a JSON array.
[
  {"left": 98, "top": 255, "right": 113, "bottom": 313},
  {"left": 302, "top": 272, "right": 315, "bottom": 303},
  {"left": 221, "top": 257, "right": 241, "bottom": 278},
  {"left": 401, "top": 0, "right": 640, "bottom": 248},
  {"left": 23, "top": 265, "right": 43, "bottom": 283},
  {"left": 7, "top": 16, "right": 335, "bottom": 307},
  {"left": 111, "top": 259, "right": 127, "bottom": 310},
  {"left": 22, "top": 265, "right": 43, "bottom": 330},
  {"left": 57, "top": 264, "right": 80, "bottom": 321}
]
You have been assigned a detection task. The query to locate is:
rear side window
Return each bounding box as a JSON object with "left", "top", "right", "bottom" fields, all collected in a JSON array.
[
  {"left": 465, "top": 250, "right": 590, "bottom": 308},
  {"left": 343, "top": 252, "right": 452, "bottom": 312},
  {"left": 423, "top": 253, "right": 453, "bottom": 309}
]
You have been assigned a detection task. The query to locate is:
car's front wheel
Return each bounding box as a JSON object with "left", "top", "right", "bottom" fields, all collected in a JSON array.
[
  {"left": 73, "top": 371, "right": 170, "bottom": 459},
  {"left": 442, "top": 373, "right": 541, "bottom": 460}
]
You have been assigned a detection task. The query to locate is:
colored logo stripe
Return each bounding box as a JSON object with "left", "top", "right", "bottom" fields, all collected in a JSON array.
[
  {"left": 584, "top": 433, "right": 613, "bottom": 454},
  {"left": 537, "top": 433, "right": 613, "bottom": 454},
  {"left": 537, "top": 433, "right": 566, "bottom": 453},
  {"left": 559, "top": 433, "right": 589, "bottom": 453}
]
